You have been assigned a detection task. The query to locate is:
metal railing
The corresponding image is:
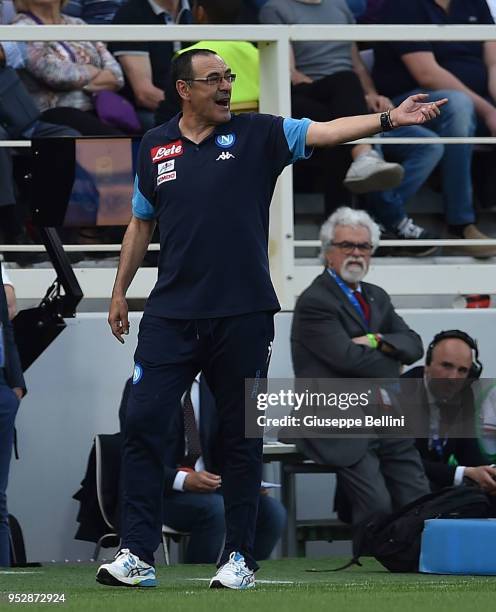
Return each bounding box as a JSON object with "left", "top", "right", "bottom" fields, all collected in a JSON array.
[{"left": 2, "top": 24, "right": 496, "bottom": 304}]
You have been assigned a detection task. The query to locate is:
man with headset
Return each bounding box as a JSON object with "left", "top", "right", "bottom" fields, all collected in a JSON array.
[{"left": 402, "top": 330, "right": 496, "bottom": 494}]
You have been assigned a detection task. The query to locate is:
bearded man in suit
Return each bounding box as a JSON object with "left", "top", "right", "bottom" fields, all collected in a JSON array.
[{"left": 291, "top": 206, "right": 430, "bottom": 524}]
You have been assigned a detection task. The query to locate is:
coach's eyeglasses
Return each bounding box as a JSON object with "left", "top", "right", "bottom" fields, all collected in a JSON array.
[
  {"left": 331, "top": 241, "right": 373, "bottom": 254},
  {"left": 186, "top": 74, "right": 237, "bottom": 86}
]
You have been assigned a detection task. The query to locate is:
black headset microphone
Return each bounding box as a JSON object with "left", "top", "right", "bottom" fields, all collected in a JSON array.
[{"left": 425, "top": 329, "right": 483, "bottom": 381}]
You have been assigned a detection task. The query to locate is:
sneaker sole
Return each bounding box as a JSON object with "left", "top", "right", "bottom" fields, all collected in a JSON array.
[
  {"left": 96, "top": 568, "right": 157, "bottom": 588},
  {"left": 209, "top": 579, "right": 255, "bottom": 590},
  {"left": 344, "top": 166, "right": 404, "bottom": 194}
]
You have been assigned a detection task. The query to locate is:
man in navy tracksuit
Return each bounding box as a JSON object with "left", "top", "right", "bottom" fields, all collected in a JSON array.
[{"left": 96, "top": 48, "right": 447, "bottom": 589}]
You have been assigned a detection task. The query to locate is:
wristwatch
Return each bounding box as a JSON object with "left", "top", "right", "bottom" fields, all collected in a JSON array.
[{"left": 380, "top": 109, "right": 394, "bottom": 132}]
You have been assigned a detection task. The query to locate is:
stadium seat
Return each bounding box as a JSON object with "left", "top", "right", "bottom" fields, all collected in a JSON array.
[
  {"left": 93, "top": 434, "right": 120, "bottom": 560},
  {"left": 93, "top": 434, "right": 189, "bottom": 564},
  {"left": 161, "top": 525, "right": 190, "bottom": 566}
]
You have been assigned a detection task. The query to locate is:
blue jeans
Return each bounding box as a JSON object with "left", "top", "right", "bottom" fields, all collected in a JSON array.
[
  {"left": 0, "top": 383, "right": 20, "bottom": 567},
  {"left": 364, "top": 125, "right": 444, "bottom": 230},
  {"left": 163, "top": 491, "right": 287, "bottom": 563},
  {"left": 392, "top": 89, "right": 477, "bottom": 226}
]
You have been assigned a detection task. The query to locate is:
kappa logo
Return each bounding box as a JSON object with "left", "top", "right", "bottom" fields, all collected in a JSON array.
[
  {"left": 215, "top": 133, "right": 236, "bottom": 148},
  {"left": 151, "top": 140, "right": 183, "bottom": 163},
  {"left": 157, "top": 171, "right": 177, "bottom": 186},
  {"left": 158, "top": 160, "right": 175, "bottom": 175},
  {"left": 216, "top": 151, "right": 235, "bottom": 161}
]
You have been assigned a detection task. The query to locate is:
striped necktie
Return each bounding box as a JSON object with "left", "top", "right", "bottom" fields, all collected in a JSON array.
[{"left": 181, "top": 388, "right": 202, "bottom": 468}]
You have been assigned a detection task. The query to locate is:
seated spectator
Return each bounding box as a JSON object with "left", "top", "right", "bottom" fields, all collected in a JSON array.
[
  {"left": 110, "top": 0, "right": 192, "bottom": 132},
  {"left": 12, "top": 0, "right": 125, "bottom": 136},
  {"left": 291, "top": 207, "right": 430, "bottom": 524},
  {"left": 157, "top": 0, "right": 258, "bottom": 123},
  {"left": 0, "top": 31, "right": 78, "bottom": 264},
  {"left": 260, "top": 0, "right": 442, "bottom": 251},
  {"left": 372, "top": 0, "right": 496, "bottom": 258},
  {"left": 119, "top": 375, "right": 287, "bottom": 563},
  {"left": 401, "top": 330, "right": 496, "bottom": 494},
  {"left": 63, "top": 0, "right": 126, "bottom": 23}
]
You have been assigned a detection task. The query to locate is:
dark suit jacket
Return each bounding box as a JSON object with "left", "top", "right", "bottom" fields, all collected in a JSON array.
[
  {"left": 289, "top": 270, "right": 423, "bottom": 466},
  {"left": 401, "top": 366, "right": 489, "bottom": 488},
  {"left": 162, "top": 376, "right": 221, "bottom": 494},
  {"left": 0, "top": 266, "right": 25, "bottom": 392},
  {"left": 118, "top": 376, "right": 221, "bottom": 494}
]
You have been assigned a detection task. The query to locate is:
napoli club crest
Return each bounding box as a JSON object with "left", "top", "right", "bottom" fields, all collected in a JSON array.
[
  {"left": 215, "top": 133, "right": 236, "bottom": 148},
  {"left": 133, "top": 363, "right": 143, "bottom": 384}
]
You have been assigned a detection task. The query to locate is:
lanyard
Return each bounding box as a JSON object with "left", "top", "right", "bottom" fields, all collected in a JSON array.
[
  {"left": 430, "top": 433, "right": 448, "bottom": 458},
  {"left": 329, "top": 269, "right": 369, "bottom": 329}
]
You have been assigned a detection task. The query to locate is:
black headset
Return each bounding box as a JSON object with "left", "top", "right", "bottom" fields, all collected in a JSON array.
[{"left": 425, "top": 329, "right": 483, "bottom": 380}]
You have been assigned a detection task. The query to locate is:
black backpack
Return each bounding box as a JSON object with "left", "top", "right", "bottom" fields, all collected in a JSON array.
[
  {"left": 307, "top": 485, "right": 495, "bottom": 572},
  {"left": 341, "top": 486, "right": 492, "bottom": 573}
]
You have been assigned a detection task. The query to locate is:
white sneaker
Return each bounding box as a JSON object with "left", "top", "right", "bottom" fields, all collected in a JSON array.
[
  {"left": 96, "top": 549, "right": 157, "bottom": 587},
  {"left": 344, "top": 150, "right": 404, "bottom": 194},
  {"left": 396, "top": 217, "right": 428, "bottom": 239},
  {"left": 209, "top": 552, "right": 255, "bottom": 590}
]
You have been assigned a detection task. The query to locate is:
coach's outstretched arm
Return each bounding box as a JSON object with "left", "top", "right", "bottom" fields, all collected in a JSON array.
[
  {"left": 108, "top": 216, "right": 156, "bottom": 343},
  {"left": 306, "top": 93, "right": 448, "bottom": 147}
]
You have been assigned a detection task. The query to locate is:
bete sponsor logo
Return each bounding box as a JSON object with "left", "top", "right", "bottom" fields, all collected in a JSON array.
[
  {"left": 151, "top": 140, "right": 183, "bottom": 163},
  {"left": 157, "top": 171, "right": 177, "bottom": 186}
]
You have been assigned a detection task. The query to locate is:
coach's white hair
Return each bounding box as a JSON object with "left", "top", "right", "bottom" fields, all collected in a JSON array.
[{"left": 319, "top": 207, "right": 380, "bottom": 264}]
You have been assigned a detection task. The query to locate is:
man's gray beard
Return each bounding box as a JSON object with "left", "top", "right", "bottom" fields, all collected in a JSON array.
[{"left": 340, "top": 259, "right": 368, "bottom": 284}]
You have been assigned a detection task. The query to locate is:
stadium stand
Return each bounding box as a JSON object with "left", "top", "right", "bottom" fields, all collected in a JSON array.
[{"left": 2, "top": 14, "right": 496, "bottom": 572}]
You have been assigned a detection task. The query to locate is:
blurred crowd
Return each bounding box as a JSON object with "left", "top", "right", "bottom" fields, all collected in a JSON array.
[{"left": 2, "top": 0, "right": 496, "bottom": 261}]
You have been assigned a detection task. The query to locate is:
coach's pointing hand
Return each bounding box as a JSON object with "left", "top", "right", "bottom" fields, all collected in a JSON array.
[{"left": 390, "top": 93, "right": 448, "bottom": 127}]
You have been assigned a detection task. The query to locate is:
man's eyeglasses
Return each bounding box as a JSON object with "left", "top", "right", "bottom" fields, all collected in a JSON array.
[
  {"left": 331, "top": 241, "right": 373, "bottom": 254},
  {"left": 185, "top": 74, "right": 237, "bottom": 86}
]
